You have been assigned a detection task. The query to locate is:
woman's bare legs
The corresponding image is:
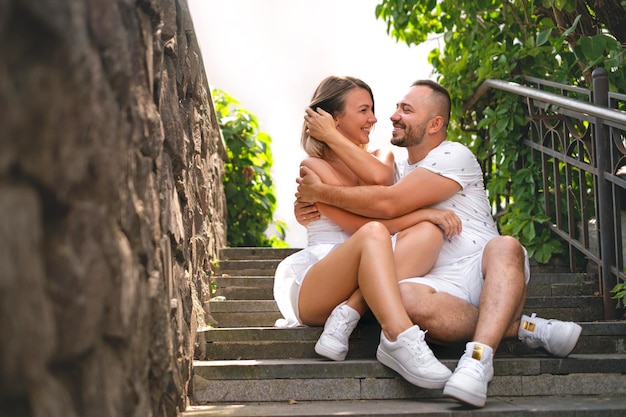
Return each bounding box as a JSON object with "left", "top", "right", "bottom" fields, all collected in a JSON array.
[
  {"left": 298, "top": 221, "right": 412, "bottom": 341},
  {"left": 300, "top": 221, "right": 452, "bottom": 388},
  {"left": 393, "top": 222, "right": 444, "bottom": 280},
  {"left": 315, "top": 221, "right": 445, "bottom": 326}
]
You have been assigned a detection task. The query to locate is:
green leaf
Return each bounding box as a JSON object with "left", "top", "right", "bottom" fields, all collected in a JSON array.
[{"left": 536, "top": 28, "right": 552, "bottom": 47}]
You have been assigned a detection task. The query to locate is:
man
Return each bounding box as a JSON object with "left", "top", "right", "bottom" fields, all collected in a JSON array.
[{"left": 297, "top": 80, "right": 582, "bottom": 408}]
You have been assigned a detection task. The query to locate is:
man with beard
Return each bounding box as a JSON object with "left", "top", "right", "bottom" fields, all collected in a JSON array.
[{"left": 297, "top": 79, "right": 582, "bottom": 408}]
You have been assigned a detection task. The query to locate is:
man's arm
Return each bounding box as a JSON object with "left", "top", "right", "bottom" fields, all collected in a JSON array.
[
  {"left": 296, "top": 165, "right": 461, "bottom": 219},
  {"left": 293, "top": 197, "right": 461, "bottom": 238}
]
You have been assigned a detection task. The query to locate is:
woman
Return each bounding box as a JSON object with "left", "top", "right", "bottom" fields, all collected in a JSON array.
[{"left": 273, "top": 76, "right": 458, "bottom": 389}]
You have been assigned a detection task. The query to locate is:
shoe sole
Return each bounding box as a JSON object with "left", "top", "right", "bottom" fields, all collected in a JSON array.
[
  {"left": 551, "top": 322, "right": 583, "bottom": 357},
  {"left": 314, "top": 340, "right": 347, "bottom": 361},
  {"left": 443, "top": 382, "right": 486, "bottom": 408},
  {"left": 376, "top": 347, "right": 450, "bottom": 389}
]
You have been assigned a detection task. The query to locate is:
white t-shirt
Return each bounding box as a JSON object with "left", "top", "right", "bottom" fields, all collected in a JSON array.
[{"left": 397, "top": 141, "right": 499, "bottom": 267}]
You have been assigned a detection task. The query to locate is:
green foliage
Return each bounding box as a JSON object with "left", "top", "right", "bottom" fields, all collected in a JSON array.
[
  {"left": 213, "top": 89, "right": 287, "bottom": 247},
  {"left": 375, "top": 0, "right": 626, "bottom": 263},
  {"left": 611, "top": 260, "right": 626, "bottom": 308},
  {"left": 611, "top": 278, "right": 626, "bottom": 309}
]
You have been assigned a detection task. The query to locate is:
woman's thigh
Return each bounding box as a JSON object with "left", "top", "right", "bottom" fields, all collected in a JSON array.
[
  {"left": 298, "top": 222, "right": 392, "bottom": 325},
  {"left": 393, "top": 222, "right": 443, "bottom": 280}
]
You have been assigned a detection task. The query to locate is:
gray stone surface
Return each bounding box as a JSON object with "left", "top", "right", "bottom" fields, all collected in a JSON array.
[
  {"left": 0, "top": 0, "right": 226, "bottom": 416},
  {"left": 184, "top": 396, "right": 626, "bottom": 416}
]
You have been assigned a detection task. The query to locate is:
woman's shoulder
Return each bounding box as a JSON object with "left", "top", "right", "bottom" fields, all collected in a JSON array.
[
  {"left": 300, "top": 156, "right": 335, "bottom": 179},
  {"left": 369, "top": 147, "right": 395, "bottom": 163},
  {"left": 300, "top": 156, "right": 329, "bottom": 170},
  {"left": 300, "top": 156, "right": 349, "bottom": 186}
]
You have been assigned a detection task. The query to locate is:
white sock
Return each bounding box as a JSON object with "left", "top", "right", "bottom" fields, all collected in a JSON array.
[{"left": 338, "top": 302, "right": 361, "bottom": 321}]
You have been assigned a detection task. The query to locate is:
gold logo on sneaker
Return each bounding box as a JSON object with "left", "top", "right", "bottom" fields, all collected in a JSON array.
[
  {"left": 522, "top": 320, "right": 536, "bottom": 332},
  {"left": 472, "top": 344, "right": 483, "bottom": 360}
]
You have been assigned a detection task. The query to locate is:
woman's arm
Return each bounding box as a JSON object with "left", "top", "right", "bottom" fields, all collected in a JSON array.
[
  {"left": 297, "top": 157, "right": 461, "bottom": 238},
  {"left": 305, "top": 107, "right": 395, "bottom": 186},
  {"left": 317, "top": 203, "right": 461, "bottom": 238}
]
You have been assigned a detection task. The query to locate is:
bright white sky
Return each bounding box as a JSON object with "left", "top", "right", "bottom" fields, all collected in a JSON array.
[{"left": 188, "top": 0, "right": 439, "bottom": 247}]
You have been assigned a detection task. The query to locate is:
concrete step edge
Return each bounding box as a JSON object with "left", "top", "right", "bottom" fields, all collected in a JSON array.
[
  {"left": 201, "top": 321, "right": 626, "bottom": 341},
  {"left": 193, "top": 354, "right": 626, "bottom": 380},
  {"left": 183, "top": 395, "right": 626, "bottom": 416},
  {"left": 191, "top": 370, "right": 626, "bottom": 403}
]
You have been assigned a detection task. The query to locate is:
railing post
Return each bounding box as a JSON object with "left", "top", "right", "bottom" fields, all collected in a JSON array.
[{"left": 593, "top": 67, "right": 618, "bottom": 319}]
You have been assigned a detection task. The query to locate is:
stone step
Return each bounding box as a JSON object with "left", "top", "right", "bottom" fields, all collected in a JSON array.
[
  {"left": 199, "top": 322, "right": 626, "bottom": 360},
  {"left": 184, "top": 395, "right": 626, "bottom": 416},
  {"left": 212, "top": 276, "right": 274, "bottom": 300},
  {"left": 191, "top": 248, "right": 623, "bottom": 416},
  {"left": 215, "top": 258, "right": 599, "bottom": 280},
  {"left": 212, "top": 273, "right": 599, "bottom": 300},
  {"left": 216, "top": 259, "right": 282, "bottom": 277},
  {"left": 208, "top": 295, "right": 604, "bottom": 327},
  {"left": 219, "top": 247, "right": 301, "bottom": 260},
  {"left": 190, "top": 354, "right": 626, "bottom": 404}
]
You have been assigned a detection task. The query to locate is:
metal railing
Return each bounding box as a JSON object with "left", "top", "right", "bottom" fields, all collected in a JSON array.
[{"left": 468, "top": 69, "right": 626, "bottom": 319}]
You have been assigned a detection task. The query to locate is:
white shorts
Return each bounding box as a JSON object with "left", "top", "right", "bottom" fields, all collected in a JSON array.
[{"left": 399, "top": 245, "right": 530, "bottom": 307}]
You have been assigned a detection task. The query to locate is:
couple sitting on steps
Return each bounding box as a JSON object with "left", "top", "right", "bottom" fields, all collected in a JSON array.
[{"left": 273, "top": 76, "right": 582, "bottom": 408}]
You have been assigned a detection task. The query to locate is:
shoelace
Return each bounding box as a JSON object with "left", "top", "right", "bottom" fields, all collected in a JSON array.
[
  {"left": 326, "top": 311, "right": 356, "bottom": 336},
  {"left": 457, "top": 356, "right": 487, "bottom": 380},
  {"left": 398, "top": 330, "right": 430, "bottom": 363}
]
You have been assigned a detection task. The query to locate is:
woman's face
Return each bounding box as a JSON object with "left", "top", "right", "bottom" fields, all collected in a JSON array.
[{"left": 334, "top": 87, "right": 377, "bottom": 146}]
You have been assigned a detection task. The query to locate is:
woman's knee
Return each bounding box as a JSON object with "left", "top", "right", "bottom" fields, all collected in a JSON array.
[{"left": 355, "top": 221, "right": 390, "bottom": 242}]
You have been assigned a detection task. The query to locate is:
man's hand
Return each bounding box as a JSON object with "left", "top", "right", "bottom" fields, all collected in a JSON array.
[
  {"left": 294, "top": 201, "right": 321, "bottom": 226},
  {"left": 296, "top": 165, "right": 323, "bottom": 203}
]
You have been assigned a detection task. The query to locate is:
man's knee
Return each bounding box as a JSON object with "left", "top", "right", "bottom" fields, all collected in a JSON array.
[
  {"left": 484, "top": 235, "right": 525, "bottom": 265},
  {"left": 483, "top": 235, "right": 529, "bottom": 287},
  {"left": 488, "top": 235, "right": 523, "bottom": 254}
]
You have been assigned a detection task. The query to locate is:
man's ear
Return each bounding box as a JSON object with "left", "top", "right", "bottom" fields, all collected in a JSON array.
[{"left": 428, "top": 115, "right": 445, "bottom": 133}]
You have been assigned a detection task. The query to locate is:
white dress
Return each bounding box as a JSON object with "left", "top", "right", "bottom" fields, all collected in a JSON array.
[{"left": 273, "top": 215, "right": 350, "bottom": 327}]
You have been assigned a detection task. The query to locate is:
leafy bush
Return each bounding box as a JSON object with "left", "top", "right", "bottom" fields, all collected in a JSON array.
[
  {"left": 213, "top": 89, "right": 287, "bottom": 247},
  {"left": 375, "top": 0, "right": 625, "bottom": 264}
]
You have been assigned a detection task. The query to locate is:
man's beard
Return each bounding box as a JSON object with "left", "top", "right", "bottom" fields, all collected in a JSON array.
[{"left": 390, "top": 121, "right": 426, "bottom": 148}]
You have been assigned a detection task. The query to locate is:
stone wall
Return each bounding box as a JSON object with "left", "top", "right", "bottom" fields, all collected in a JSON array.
[{"left": 0, "top": 0, "right": 226, "bottom": 416}]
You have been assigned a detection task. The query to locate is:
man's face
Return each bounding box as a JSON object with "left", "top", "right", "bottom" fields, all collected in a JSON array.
[{"left": 389, "top": 86, "right": 430, "bottom": 148}]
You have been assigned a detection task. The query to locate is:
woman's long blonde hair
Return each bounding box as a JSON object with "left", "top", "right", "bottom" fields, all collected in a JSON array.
[{"left": 301, "top": 76, "right": 375, "bottom": 159}]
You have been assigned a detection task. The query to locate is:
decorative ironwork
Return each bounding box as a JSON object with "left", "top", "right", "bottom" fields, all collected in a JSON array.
[{"left": 469, "top": 72, "right": 626, "bottom": 319}]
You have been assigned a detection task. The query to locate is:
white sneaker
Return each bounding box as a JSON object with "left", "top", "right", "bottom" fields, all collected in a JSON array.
[
  {"left": 314, "top": 303, "right": 360, "bottom": 361},
  {"left": 518, "top": 313, "right": 582, "bottom": 357},
  {"left": 376, "top": 325, "right": 451, "bottom": 389},
  {"left": 443, "top": 342, "right": 494, "bottom": 408}
]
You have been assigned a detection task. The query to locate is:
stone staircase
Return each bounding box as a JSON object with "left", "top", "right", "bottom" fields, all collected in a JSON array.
[{"left": 184, "top": 247, "right": 626, "bottom": 416}]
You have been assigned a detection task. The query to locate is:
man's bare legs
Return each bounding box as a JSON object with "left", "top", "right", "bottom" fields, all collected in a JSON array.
[
  {"left": 438, "top": 236, "right": 584, "bottom": 407},
  {"left": 474, "top": 236, "right": 527, "bottom": 348},
  {"left": 398, "top": 236, "right": 527, "bottom": 347}
]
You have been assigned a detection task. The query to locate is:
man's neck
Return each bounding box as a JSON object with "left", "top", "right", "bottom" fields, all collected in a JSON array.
[{"left": 405, "top": 139, "right": 444, "bottom": 165}]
